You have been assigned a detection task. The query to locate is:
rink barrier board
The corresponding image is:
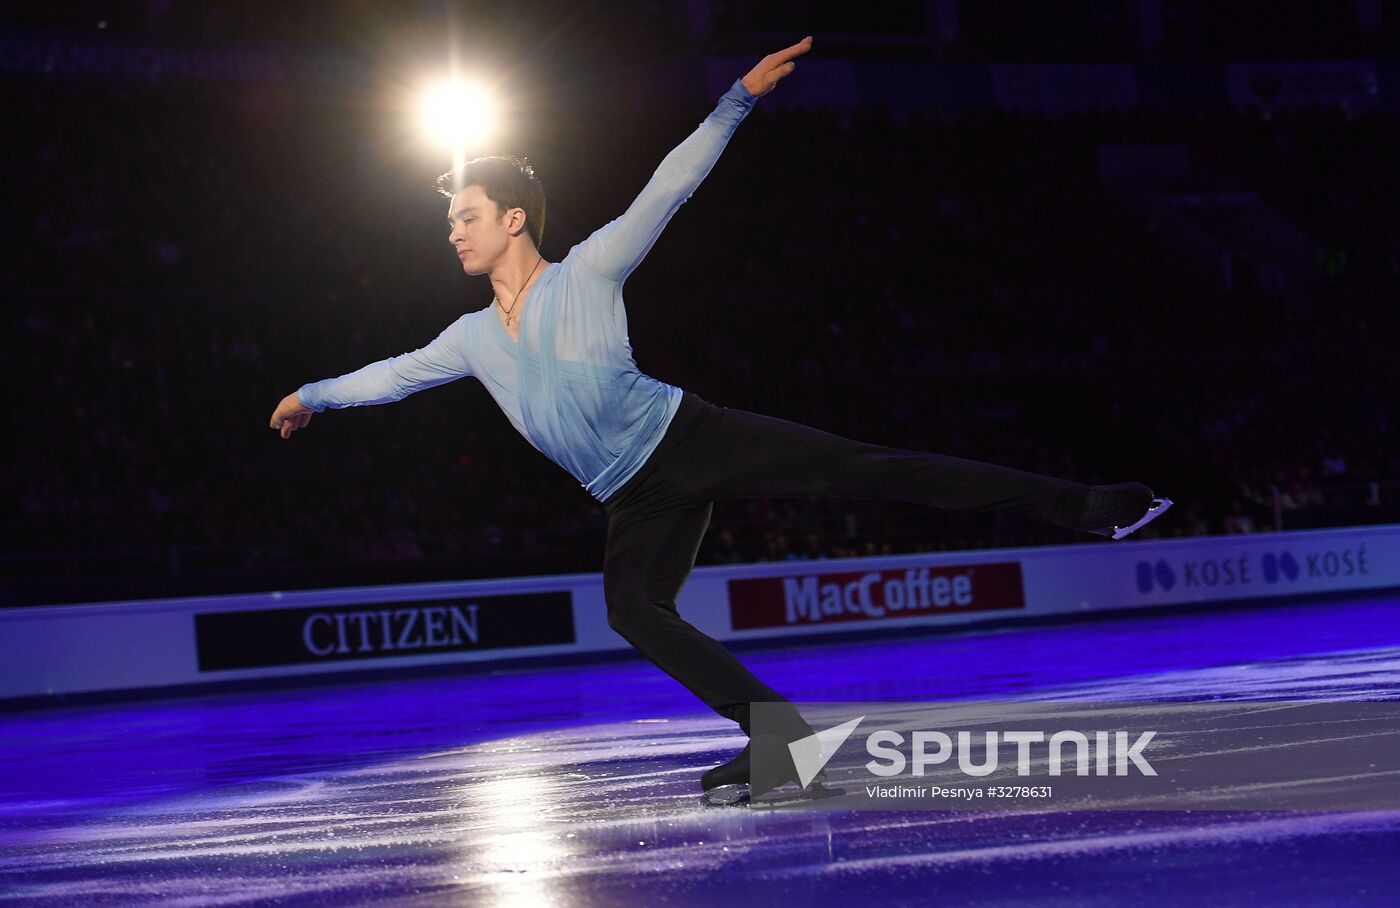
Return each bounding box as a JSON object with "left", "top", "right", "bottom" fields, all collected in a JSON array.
[{"left": 0, "top": 524, "right": 1395, "bottom": 705}]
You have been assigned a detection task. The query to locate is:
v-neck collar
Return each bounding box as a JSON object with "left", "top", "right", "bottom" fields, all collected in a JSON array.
[{"left": 491, "top": 263, "right": 552, "bottom": 351}]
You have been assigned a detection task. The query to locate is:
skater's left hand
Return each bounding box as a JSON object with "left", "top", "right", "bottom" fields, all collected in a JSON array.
[{"left": 742, "top": 36, "right": 813, "bottom": 98}]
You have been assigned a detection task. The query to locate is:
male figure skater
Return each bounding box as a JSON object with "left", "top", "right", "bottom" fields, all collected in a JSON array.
[{"left": 269, "top": 38, "right": 1170, "bottom": 803}]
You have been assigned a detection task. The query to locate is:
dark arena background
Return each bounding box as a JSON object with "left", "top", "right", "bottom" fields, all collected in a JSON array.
[{"left": 3, "top": 1, "right": 1400, "bottom": 905}]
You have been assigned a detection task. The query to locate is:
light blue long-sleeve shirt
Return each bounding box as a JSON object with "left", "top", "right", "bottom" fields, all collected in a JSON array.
[{"left": 297, "top": 79, "right": 756, "bottom": 503}]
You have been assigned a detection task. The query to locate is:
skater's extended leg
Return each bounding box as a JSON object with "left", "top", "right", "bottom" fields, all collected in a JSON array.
[{"left": 673, "top": 406, "right": 1095, "bottom": 527}]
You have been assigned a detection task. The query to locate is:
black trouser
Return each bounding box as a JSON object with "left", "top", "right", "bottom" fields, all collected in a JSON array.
[{"left": 601, "top": 392, "right": 1087, "bottom": 735}]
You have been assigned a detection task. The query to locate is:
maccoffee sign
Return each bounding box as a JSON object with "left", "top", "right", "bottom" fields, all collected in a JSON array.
[
  {"left": 729, "top": 563, "right": 1025, "bottom": 630},
  {"left": 194, "top": 591, "right": 574, "bottom": 671}
]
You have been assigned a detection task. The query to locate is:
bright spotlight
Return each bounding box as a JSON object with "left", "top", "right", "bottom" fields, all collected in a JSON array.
[{"left": 418, "top": 79, "right": 498, "bottom": 153}]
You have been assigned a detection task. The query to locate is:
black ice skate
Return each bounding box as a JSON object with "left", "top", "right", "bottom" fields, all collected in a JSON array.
[
  {"left": 699, "top": 734, "right": 843, "bottom": 808},
  {"left": 1078, "top": 482, "right": 1173, "bottom": 540}
]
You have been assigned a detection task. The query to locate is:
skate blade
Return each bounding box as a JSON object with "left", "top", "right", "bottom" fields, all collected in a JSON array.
[
  {"left": 701, "top": 783, "right": 750, "bottom": 808},
  {"left": 1111, "top": 497, "right": 1173, "bottom": 539},
  {"left": 1089, "top": 497, "right": 1173, "bottom": 540},
  {"left": 750, "top": 781, "right": 847, "bottom": 810}
]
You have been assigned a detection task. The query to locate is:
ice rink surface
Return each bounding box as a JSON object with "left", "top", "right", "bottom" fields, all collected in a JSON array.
[{"left": 3, "top": 594, "right": 1399, "bottom": 906}]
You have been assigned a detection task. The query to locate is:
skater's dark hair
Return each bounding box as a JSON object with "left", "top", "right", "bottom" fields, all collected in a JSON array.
[{"left": 436, "top": 155, "right": 546, "bottom": 248}]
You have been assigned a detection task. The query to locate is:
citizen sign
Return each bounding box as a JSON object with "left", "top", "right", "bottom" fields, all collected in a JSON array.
[
  {"left": 302, "top": 605, "right": 479, "bottom": 656},
  {"left": 728, "top": 563, "right": 1025, "bottom": 630},
  {"left": 195, "top": 591, "right": 574, "bottom": 671}
]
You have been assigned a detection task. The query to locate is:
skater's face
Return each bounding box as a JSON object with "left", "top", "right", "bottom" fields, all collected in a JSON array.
[{"left": 447, "top": 185, "right": 526, "bottom": 276}]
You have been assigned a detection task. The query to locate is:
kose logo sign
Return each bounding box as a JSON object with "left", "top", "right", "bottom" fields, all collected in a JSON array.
[
  {"left": 1136, "top": 544, "right": 1370, "bottom": 594},
  {"left": 729, "top": 563, "right": 1024, "bottom": 630}
]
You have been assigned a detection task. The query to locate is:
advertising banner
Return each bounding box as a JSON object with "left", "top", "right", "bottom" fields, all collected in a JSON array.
[
  {"left": 195, "top": 592, "right": 574, "bottom": 671},
  {"left": 728, "top": 562, "right": 1024, "bottom": 630}
]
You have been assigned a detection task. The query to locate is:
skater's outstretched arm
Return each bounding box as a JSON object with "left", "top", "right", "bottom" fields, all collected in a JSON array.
[
  {"left": 268, "top": 314, "right": 474, "bottom": 440},
  {"left": 575, "top": 36, "right": 812, "bottom": 284}
]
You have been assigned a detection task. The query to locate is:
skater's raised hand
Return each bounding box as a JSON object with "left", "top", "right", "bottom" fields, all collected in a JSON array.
[
  {"left": 269, "top": 391, "right": 313, "bottom": 440},
  {"left": 742, "top": 36, "right": 813, "bottom": 98}
]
